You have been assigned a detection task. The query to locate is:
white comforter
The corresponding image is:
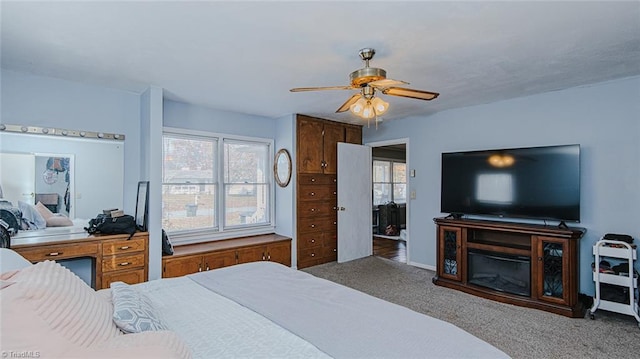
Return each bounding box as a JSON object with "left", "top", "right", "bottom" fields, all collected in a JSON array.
[
  {"left": 135, "top": 276, "right": 330, "bottom": 359},
  {"left": 135, "top": 262, "right": 509, "bottom": 359}
]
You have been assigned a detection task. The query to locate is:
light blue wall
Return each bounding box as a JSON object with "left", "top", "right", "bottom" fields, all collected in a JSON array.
[
  {"left": 141, "top": 86, "right": 164, "bottom": 280},
  {"left": 1, "top": 69, "right": 143, "bottom": 213},
  {"left": 274, "top": 114, "right": 296, "bottom": 265},
  {"left": 163, "top": 99, "right": 277, "bottom": 138},
  {"left": 364, "top": 76, "right": 640, "bottom": 295}
]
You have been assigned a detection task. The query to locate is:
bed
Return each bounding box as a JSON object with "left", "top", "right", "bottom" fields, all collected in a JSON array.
[{"left": 0, "top": 248, "right": 509, "bottom": 358}]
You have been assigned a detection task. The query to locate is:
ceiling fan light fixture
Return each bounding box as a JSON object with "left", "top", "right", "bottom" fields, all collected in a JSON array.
[
  {"left": 350, "top": 95, "right": 388, "bottom": 119},
  {"left": 371, "top": 97, "right": 389, "bottom": 114},
  {"left": 349, "top": 97, "right": 367, "bottom": 114},
  {"left": 362, "top": 103, "right": 375, "bottom": 119}
]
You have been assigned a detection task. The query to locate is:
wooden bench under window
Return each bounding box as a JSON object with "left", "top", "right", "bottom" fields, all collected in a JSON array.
[{"left": 161, "top": 233, "right": 291, "bottom": 278}]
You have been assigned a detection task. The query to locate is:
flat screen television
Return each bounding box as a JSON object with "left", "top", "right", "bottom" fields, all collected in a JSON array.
[{"left": 441, "top": 144, "right": 580, "bottom": 223}]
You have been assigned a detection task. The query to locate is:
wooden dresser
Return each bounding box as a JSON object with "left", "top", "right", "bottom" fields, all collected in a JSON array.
[
  {"left": 162, "top": 234, "right": 291, "bottom": 278},
  {"left": 295, "top": 114, "right": 362, "bottom": 269},
  {"left": 12, "top": 232, "right": 149, "bottom": 289}
]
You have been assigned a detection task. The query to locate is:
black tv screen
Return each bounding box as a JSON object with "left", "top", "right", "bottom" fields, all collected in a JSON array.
[{"left": 441, "top": 144, "right": 580, "bottom": 222}]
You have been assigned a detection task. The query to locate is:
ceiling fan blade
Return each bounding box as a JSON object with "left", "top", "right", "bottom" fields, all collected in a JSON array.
[
  {"left": 382, "top": 87, "right": 440, "bottom": 101},
  {"left": 290, "top": 85, "right": 354, "bottom": 92},
  {"left": 368, "top": 78, "right": 409, "bottom": 89},
  {"left": 336, "top": 93, "right": 362, "bottom": 113}
]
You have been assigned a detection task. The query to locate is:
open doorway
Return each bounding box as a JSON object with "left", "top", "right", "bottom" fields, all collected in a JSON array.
[{"left": 369, "top": 139, "right": 408, "bottom": 263}]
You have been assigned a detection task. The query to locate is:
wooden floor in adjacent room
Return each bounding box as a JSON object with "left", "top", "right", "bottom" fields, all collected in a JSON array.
[{"left": 373, "top": 236, "right": 407, "bottom": 263}]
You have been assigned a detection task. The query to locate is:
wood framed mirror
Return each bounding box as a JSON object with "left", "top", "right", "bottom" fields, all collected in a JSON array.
[{"left": 274, "top": 149, "right": 292, "bottom": 187}]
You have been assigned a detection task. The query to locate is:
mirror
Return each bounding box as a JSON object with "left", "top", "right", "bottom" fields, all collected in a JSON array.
[
  {"left": 274, "top": 149, "right": 292, "bottom": 187},
  {"left": 0, "top": 132, "right": 124, "bottom": 230}
]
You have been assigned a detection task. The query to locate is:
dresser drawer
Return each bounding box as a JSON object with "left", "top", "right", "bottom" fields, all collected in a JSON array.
[
  {"left": 297, "top": 216, "right": 337, "bottom": 234},
  {"left": 299, "top": 247, "right": 323, "bottom": 261},
  {"left": 298, "top": 174, "right": 337, "bottom": 185},
  {"left": 298, "top": 185, "right": 337, "bottom": 201},
  {"left": 322, "top": 241, "right": 338, "bottom": 257},
  {"left": 298, "top": 201, "right": 337, "bottom": 217},
  {"left": 102, "top": 237, "right": 146, "bottom": 255},
  {"left": 103, "top": 253, "right": 145, "bottom": 272},
  {"left": 297, "top": 233, "right": 324, "bottom": 249},
  {"left": 16, "top": 243, "right": 99, "bottom": 262},
  {"left": 102, "top": 269, "right": 146, "bottom": 288}
]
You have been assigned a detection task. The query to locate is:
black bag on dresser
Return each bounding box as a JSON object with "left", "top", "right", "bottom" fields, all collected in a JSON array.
[
  {"left": 85, "top": 214, "right": 137, "bottom": 238},
  {"left": 0, "top": 201, "right": 21, "bottom": 236}
]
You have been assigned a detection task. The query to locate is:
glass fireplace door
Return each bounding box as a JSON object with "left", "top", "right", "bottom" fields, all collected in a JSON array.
[{"left": 535, "top": 236, "right": 570, "bottom": 305}]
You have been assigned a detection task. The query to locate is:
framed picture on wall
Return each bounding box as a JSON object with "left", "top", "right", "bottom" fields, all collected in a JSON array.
[{"left": 135, "top": 181, "right": 149, "bottom": 231}]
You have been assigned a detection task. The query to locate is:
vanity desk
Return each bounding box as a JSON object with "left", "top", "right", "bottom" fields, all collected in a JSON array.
[{"left": 12, "top": 231, "right": 148, "bottom": 289}]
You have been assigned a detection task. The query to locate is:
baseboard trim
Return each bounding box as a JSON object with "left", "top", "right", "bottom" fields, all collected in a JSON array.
[{"left": 408, "top": 261, "right": 436, "bottom": 271}]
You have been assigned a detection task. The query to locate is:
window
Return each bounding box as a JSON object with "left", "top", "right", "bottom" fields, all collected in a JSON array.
[
  {"left": 162, "top": 129, "right": 272, "bottom": 240},
  {"left": 373, "top": 159, "right": 406, "bottom": 206},
  {"left": 223, "top": 140, "right": 270, "bottom": 227}
]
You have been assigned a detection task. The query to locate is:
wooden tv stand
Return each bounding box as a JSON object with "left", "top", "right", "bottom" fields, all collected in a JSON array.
[{"left": 433, "top": 217, "right": 586, "bottom": 317}]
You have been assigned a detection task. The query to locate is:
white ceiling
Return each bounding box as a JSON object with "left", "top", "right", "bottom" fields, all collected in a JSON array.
[{"left": 2, "top": 1, "right": 639, "bottom": 124}]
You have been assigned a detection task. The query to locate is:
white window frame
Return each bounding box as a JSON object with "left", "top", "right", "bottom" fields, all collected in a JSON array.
[
  {"left": 163, "top": 127, "right": 275, "bottom": 245},
  {"left": 372, "top": 157, "right": 407, "bottom": 205}
]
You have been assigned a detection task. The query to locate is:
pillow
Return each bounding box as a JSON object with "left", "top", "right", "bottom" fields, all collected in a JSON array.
[
  {"left": 111, "top": 282, "right": 168, "bottom": 333},
  {"left": 34, "top": 201, "right": 54, "bottom": 220},
  {"left": 46, "top": 214, "right": 74, "bottom": 227},
  {"left": 18, "top": 201, "right": 47, "bottom": 229},
  {"left": 6, "top": 260, "right": 122, "bottom": 347}
]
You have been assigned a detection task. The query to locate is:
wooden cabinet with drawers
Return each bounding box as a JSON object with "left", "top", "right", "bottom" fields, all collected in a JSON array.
[
  {"left": 295, "top": 114, "right": 362, "bottom": 269},
  {"left": 162, "top": 234, "right": 291, "bottom": 278},
  {"left": 13, "top": 232, "right": 149, "bottom": 289}
]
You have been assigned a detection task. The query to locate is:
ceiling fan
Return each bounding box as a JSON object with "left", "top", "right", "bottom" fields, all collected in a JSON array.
[{"left": 290, "top": 48, "right": 439, "bottom": 120}]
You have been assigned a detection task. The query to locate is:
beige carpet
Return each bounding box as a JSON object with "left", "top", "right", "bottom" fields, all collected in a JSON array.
[{"left": 303, "top": 256, "right": 640, "bottom": 359}]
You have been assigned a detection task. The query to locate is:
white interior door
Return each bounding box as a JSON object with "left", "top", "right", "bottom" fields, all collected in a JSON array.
[
  {"left": 0, "top": 153, "right": 36, "bottom": 205},
  {"left": 337, "top": 143, "right": 372, "bottom": 263}
]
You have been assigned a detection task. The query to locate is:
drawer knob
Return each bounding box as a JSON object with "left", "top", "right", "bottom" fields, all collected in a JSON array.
[
  {"left": 311, "top": 224, "right": 316, "bottom": 228},
  {"left": 310, "top": 208, "right": 316, "bottom": 212},
  {"left": 310, "top": 192, "right": 315, "bottom": 196},
  {"left": 311, "top": 239, "right": 315, "bottom": 243},
  {"left": 311, "top": 178, "right": 316, "bottom": 182},
  {"left": 119, "top": 246, "right": 130, "bottom": 250},
  {"left": 333, "top": 221, "right": 337, "bottom": 225},
  {"left": 333, "top": 191, "right": 337, "bottom": 195},
  {"left": 311, "top": 253, "right": 315, "bottom": 257},
  {"left": 47, "top": 252, "right": 62, "bottom": 257},
  {"left": 119, "top": 262, "right": 130, "bottom": 266}
]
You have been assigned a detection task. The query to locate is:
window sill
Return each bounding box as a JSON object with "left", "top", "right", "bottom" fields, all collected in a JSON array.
[{"left": 169, "top": 226, "right": 277, "bottom": 246}]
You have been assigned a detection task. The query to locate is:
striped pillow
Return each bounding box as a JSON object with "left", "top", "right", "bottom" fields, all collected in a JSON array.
[{"left": 9, "top": 260, "right": 122, "bottom": 347}]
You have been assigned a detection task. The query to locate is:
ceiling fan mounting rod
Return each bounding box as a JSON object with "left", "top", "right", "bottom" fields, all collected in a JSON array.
[
  {"left": 359, "top": 48, "right": 376, "bottom": 66},
  {"left": 350, "top": 48, "right": 386, "bottom": 87}
]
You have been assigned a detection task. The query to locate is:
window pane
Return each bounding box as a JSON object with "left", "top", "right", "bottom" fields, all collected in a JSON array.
[
  {"left": 163, "top": 136, "right": 216, "bottom": 183},
  {"left": 162, "top": 184, "right": 216, "bottom": 231},
  {"left": 373, "top": 160, "right": 391, "bottom": 182},
  {"left": 225, "top": 184, "right": 269, "bottom": 226},
  {"left": 373, "top": 183, "right": 392, "bottom": 206},
  {"left": 393, "top": 184, "right": 407, "bottom": 203},
  {"left": 393, "top": 162, "right": 406, "bottom": 183},
  {"left": 224, "top": 141, "right": 269, "bottom": 183}
]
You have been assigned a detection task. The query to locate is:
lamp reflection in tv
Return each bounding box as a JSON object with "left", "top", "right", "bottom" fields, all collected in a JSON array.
[{"left": 487, "top": 154, "right": 515, "bottom": 168}]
